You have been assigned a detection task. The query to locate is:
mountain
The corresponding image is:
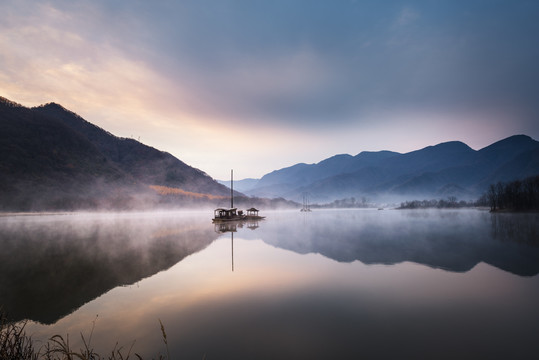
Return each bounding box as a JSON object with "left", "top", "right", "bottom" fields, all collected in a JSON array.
[
  {"left": 217, "top": 177, "right": 260, "bottom": 193},
  {"left": 246, "top": 135, "right": 539, "bottom": 203},
  {"left": 33, "top": 102, "right": 228, "bottom": 195},
  {"left": 0, "top": 96, "right": 230, "bottom": 211},
  {"left": 3, "top": 95, "right": 537, "bottom": 208}
]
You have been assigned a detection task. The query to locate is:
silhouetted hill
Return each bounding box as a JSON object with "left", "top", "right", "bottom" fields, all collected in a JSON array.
[
  {"left": 33, "top": 103, "right": 229, "bottom": 195},
  {"left": 0, "top": 97, "right": 132, "bottom": 210},
  {"left": 474, "top": 135, "right": 539, "bottom": 187},
  {"left": 246, "top": 135, "right": 539, "bottom": 203},
  {"left": 0, "top": 96, "right": 230, "bottom": 211},
  {"left": 478, "top": 135, "right": 539, "bottom": 163},
  {"left": 255, "top": 151, "right": 401, "bottom": 191}
]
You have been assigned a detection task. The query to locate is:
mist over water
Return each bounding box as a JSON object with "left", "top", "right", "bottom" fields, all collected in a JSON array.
[{"left": 1, "top": 209, "right": 539, "bottom": 359}]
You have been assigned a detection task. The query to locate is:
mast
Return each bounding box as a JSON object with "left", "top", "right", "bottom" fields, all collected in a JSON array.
[{"left": 230, "top": 169, "right": 234, "bottom": 208}]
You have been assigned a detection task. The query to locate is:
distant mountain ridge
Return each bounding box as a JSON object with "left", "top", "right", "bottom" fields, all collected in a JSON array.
[
  {"left": 2, "top": 95, "right": 538, "bottom": 208},
  {"left": 217, "top": 178, "right": 260, "bottom": 193},
  {"left": 0, "top": 96, "right": 230, "bottom": 210},
  {"left": 244, "top": 135, "right": 539, "bottom": 203}
]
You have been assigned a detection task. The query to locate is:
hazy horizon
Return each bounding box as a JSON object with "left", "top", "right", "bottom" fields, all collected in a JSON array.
[{"left": 2, "top": 1, "right": 539, "bottom": 179}]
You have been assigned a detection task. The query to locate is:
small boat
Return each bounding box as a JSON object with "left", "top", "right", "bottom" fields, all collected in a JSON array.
[
  {"left": 300, "top": 193, "right": 312, "bottom": 212},
  {"left": 213, "top": 208, "right": 246, "bottom": 223},
  {"left": 212, "top": 170, "right": 265, "bottom": 223}
]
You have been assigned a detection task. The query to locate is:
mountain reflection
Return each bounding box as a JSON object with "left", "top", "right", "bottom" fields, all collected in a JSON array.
[
  {"left": 241, "top": 210, "right": 539, "bottom": 277},
  {"left": 2, "top": 210, "right": 538, "bottom": 326},
  {"left": 0, "top": 213, "right": 218, "bottom": 324}
]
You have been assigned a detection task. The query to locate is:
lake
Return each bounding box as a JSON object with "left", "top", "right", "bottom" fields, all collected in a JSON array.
[{"left": 1, "top": 209, "right": 539, "bottom": 359}]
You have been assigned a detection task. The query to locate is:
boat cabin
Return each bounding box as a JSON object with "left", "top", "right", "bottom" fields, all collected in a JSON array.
[
  {"left": 213, "top": 208, "right": 244, "bottom": 221},
  {"left": 246, "top": 208, "right": 260, "bottom": 217}
]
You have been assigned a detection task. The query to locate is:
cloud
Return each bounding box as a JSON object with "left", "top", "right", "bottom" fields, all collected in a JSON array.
[
  {"left": 177, "top": 47, "right": 344, "bottom": 126},
  {"left": 1, "top": 0, "right": 539, "bottom": 178},
  {"left": 0, "top": 2, "right": 206, "bottom": 132},
  {"left": 395, "top": 7, "right": 420, "bottom": 27}
]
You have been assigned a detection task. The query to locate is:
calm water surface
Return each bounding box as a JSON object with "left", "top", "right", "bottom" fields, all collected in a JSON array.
[{"left": 1, "top": 209, "right": 539, "bottom": 359}]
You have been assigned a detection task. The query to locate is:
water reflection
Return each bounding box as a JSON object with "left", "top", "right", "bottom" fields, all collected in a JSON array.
[
  {"left": 491, "top": 212, "right": 539, "bottom": 246},
  {"left": 0, "top": 212, "right": 218, "bottom": 324},
  {"left": 3, "top": 210, "right": 538, "bottom": 359},
  {"left": 2, "top": 209, "right": 538, "bottom": 327},
  {"left": 214, "top": 220, "right": 262, "bottom": 233},
  {"left": 213, "top": 220, "right": 262, "bottom": 272},
  {"left": 239, "top": 209, "right": 539, "bottom": 276}
]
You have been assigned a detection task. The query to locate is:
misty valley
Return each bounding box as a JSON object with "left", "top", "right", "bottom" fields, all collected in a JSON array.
[{"left": 1, "top": 209, "right": 539, "bottom": 359}]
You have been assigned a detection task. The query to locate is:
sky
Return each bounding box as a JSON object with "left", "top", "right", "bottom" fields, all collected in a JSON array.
[{"left": 1, "top": 0, "right": 539, "bottom": 180}]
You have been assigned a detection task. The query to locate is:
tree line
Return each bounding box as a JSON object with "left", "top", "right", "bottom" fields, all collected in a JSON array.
[
  {"left": 483, "top": 175, "right": 539, "bottom": 211},
  {"left": 398, "top": 174, "right": 539, "bottom": 211},
  {"left": 398, "top": 197, "right": 473, "bottom": 209},
  {"left": 315, "top": 196, "right": 370, "bottom": 209}
]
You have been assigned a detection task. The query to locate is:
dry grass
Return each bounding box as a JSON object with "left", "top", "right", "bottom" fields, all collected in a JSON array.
[
  {"left": 0, "top": 318, "right": 37, "bottom": 360},
  {"left": 1, "top": 312, "right": 169, "bottom": 360}
]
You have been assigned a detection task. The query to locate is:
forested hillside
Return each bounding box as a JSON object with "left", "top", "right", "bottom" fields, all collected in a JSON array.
[{"left": 0, "top": 96, "right": 230, "bottom": 211}]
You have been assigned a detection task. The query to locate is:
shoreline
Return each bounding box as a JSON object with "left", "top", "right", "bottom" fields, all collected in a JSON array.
[
  {"left": 489, "top": 208, "right": 539, "bottom": 213},
  {"left": 0, "top": 211, "right": 74, "bottom": 217}
]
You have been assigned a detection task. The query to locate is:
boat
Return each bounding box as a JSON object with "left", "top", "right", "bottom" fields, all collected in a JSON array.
[
  {"left": 300, "top": 193, "right": 312, "bottom": 212},
  {"left": 213, "top": 207, "right": 246, "bottom": 223},
  {"left": 212, "top": 170, "right": 265, "bottom": 223}
]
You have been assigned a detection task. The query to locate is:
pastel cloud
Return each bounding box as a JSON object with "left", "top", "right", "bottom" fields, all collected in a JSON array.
[{"left": 1, "top": 0, "right": 539, "bottom": 178}]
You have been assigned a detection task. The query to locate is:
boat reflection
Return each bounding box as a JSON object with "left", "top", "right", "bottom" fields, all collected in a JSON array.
[
  {"left": 214, "top": 220, "right": 262, "bottom": 272},
  {"left": 214, "top": 220, "right": 261, "bottom": 233}
]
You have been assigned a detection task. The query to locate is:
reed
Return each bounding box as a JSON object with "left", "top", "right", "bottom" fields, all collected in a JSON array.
[
  {"left": 158, "top": 320, "right": 170, "bottom": 360},
  {"left": 0, "top": 315, "right": 38, "bottom": 360},
  {"left": 0, "top": 312, "right": 169, "bottom": 360}
]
